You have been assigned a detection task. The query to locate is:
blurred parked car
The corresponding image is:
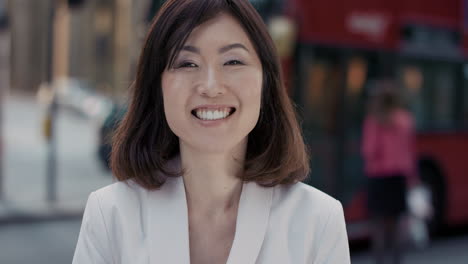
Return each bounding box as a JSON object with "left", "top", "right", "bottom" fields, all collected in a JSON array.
[{"left": 98, "top": 103, "right": 126, "bottom": 171}]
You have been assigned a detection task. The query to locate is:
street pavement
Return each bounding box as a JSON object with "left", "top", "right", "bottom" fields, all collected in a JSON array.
[
  {"left": 0, "top": 221, "right": 81, "bottom": 264},
  {"left": 352, "top": 234, "right": 468, "bottom": 264}
]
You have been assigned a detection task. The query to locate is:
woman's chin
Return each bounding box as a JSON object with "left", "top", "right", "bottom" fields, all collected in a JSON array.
[{"left": 180, "top": 138, "right": 247, "bottom": 156}]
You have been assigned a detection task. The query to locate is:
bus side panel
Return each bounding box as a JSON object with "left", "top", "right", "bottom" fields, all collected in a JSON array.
[{"left": 416, "top": 133, "right": 468, "bottom": 225}]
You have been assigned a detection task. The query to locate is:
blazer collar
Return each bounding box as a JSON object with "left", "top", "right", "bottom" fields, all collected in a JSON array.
[
  {"left": 148, "top": 167, "right": 273, "bottom": 264},
  {"left": 147, "top": 176, "right": 191, "bottom": 263},
  {"left": 226, "top": 179, "right": 273, "bottom": 264}
]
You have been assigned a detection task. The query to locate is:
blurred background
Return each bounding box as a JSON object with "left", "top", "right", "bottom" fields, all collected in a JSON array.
[{"left": 0, "top": 0, "right": 468, "bottom": 263}]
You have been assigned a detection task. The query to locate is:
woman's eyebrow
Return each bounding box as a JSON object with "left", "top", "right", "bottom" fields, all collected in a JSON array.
[
  {"left": 219, "top": 43, "right": 249, "bottom": 54},
  {"left": 180, "top": 43, "right": 249, "bottom": 54},
  {"left": 181, "top": 45, "right": 200, "bottom": 54}
]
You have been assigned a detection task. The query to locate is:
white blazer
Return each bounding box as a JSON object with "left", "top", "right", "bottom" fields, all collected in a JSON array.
[{"left": 73, "top": 176, "right": 350, "bottom": 264}]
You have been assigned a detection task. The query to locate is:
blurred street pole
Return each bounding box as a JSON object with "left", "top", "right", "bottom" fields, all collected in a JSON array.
[
  {"left": 45, "top": 0, "right": 70, "bottom": 203},
  {"left": 0, "top": 1, "right": 9, "bottom": 201},
  {"left": 45, "top": 94, "right": 57, "bottom": 203},
  {"left": 0, "top": 50, "right": 2, "bottom": 201},
  {"left": 115, "top": 0, "right": 131, "bottom": 96},
  {"left": 53, "top": 0, "right": 69, "bottom": 80},
  {"left": 0, "top": 31, "right": 4, "bottom": 201}
]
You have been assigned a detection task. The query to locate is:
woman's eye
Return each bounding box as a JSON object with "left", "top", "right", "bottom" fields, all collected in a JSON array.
[
  {"left": 177, "top": 62, "right": 198, "bottom": 68},
  {"left": 224, "top": 60, "right": 244, "bottom": 66}
]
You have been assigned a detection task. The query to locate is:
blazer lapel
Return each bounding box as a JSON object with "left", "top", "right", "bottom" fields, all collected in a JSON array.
[
  {"left": 148, "top": 176, "right": 190, "bottom": 264},
  {"left": 226, "top": 182, "right": 273, "bottom": 264}
]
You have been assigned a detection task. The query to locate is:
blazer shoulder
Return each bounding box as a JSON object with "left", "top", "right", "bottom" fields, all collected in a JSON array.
[
  {"left": 274, "top": 182, "right": 343, "bottom": 216},
  {"left": 91, "top": 179, "right": 147, "bottom": 210}
]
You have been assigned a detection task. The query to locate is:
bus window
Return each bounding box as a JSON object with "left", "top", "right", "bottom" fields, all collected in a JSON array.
[
  {"left": 401, "top": 63, "right": 457, "bottom": 130},
  {"left": 345, "top": 56, "right": 367, "bottom": 136},
  {"left": 296, "top": 48, "right": 370, "bottom": 202},
  {"left": 304, "top": 61, "right": 331, "bottom": 132},
  {"left": 296, "top": 48, "right": 345, "bottom": 193},
  {"left": 401, "top": 64, "right": 426, "bottom": 130},
  {"left": 347, "top": 57, "right": 367, "bottom": 96},
  {"left": 299, "top": 51, "right": 343, "bottom": 136},
  {"left": 432, "top": 64, "right": 456, "bottom": 129}
]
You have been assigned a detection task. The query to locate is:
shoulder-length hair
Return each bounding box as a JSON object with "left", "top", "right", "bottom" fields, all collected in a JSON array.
[{"left": 111, "top": 0, "right": 310, "bottom": 189}]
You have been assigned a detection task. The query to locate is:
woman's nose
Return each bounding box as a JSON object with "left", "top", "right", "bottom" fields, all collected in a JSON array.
[{"left": 197, "top": 67, "right": 226, "bottom": 97}]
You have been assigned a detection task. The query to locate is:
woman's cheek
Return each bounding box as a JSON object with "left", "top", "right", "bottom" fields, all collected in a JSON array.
[{"left": 230, "top": 70, "right": 262, "bottom": 94}]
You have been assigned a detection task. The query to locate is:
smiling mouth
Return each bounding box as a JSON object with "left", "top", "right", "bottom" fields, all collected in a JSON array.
[{"left": 191, "top": 107, "right": 236, "bottom": 121}]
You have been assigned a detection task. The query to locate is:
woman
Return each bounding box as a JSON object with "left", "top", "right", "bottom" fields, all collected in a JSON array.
[
  {"left": 362, "top": 81, "right": 418, "bottom": 264},
  {"left": 73, "top": 0, "right": 350, "bottom": 263}
]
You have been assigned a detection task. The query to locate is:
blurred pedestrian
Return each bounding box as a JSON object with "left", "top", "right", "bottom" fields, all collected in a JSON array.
[
  {"left": 362, "top": 80, "right": 419, "bottom": 264},
  {"left": 72, "top": 0, "right": 350, "bottom": 263}
]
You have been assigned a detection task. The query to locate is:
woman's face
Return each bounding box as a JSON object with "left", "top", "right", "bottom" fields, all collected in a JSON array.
[{"left": 162, "top": 13, "right": 263, "bottom": 154}]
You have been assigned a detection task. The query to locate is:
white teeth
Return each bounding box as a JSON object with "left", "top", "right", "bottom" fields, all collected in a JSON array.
[
  {"left": 195, "top": 108, "right": 232, "bottom": 121},
  {"left": 214, "top": 110, "right": 221, "bottom": 119}
]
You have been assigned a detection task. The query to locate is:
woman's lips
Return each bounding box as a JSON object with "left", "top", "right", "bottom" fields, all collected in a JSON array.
[{"left": 191, "top": 106, "right": 236, "bottom": 121}]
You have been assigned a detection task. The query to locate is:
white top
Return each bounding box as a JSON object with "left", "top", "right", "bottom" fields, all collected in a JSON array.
[{"left": 72, "top": 176, "right": 350, "bottom": 264}]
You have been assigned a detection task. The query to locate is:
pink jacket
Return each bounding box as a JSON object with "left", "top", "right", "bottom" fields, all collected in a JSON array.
[{"left": 361, "top": 109, "right": 417, "bottom": 182}]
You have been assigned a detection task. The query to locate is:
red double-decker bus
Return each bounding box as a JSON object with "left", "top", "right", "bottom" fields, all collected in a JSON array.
[{"left": 258, "top": 0, "right": 468, "bottom": 239}]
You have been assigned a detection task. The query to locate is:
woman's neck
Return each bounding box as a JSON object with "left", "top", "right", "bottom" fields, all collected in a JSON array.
[{"left": 180, "top": 142, "right": 245, "bottom": 215}]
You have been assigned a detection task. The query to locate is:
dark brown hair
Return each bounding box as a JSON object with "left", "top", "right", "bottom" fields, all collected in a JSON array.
[{"left": 111, "top": 0, "right": 309, "bottom": 189}]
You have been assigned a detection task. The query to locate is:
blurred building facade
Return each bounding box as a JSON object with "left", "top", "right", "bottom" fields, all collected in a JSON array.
[
  {"left": 9, "top": 0, "right": 153, "bottom": 96},
  {"left": 6, "top": 0, "right": 280, "bottom": 96}
]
